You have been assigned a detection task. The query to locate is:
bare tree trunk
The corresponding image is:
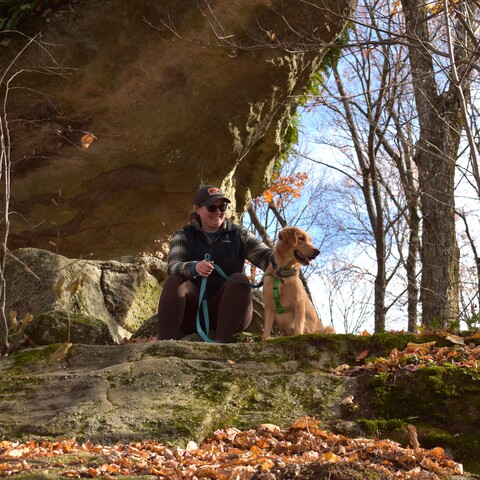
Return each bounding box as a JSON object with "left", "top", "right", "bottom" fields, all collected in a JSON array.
[
  {"left": 331, "top": 62, "right": 388, "bottom": 332},
  {"left": 406, "top": 206, "right": 420, "bottom": 331},
  {"left": 0, "top": 82, "right": 11, "bottom": 354},
  {"left": 400, "top": 0, "right": 466, "bottom": 327},
  {"left": 371, "top": 165, "right": 387, "bottom": 333},
  {"left": 382, "top": 131, "right": 421, "bottom": 332},
  {"left": 246, "top": 204, "right": 273, "bottom": 248},
  {"left": 416, "top": 139, "right": 460, "bottom": 326}
]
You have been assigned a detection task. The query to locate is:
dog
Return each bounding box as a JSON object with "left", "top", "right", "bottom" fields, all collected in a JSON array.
[{"left": 262, "top": 226, "right": 335, "bottom": 340}]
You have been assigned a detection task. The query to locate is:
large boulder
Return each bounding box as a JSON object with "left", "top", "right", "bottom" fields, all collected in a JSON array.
[
  {"left": 5, "top": 248, "right": 272, "bottom": 346},
  {"left": 0, "top": 334, "right": 478, "bottom": 474},
  {"left": 2, "top": 0, "right": 352, "bottom": 259},
  {"left": 0, "top": 337, "right": 364, "bottom": 444},
  {"left": 5, "top": 248, "right": 167, "bottom": 344}
]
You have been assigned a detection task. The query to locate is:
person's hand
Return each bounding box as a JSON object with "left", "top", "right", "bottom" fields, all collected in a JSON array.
[{"left": 195, "top": 259, "right": 214, "bottom": 277}]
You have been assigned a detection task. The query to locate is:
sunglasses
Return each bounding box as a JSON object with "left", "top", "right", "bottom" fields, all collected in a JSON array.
[{"left": 205, "top": 203, "right": 228, "bottom": 213}]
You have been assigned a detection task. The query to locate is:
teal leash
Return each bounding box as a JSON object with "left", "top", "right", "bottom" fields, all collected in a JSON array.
[
  {"left": 196, "top": 268, "right": 214, "bottom": 343},
  {"left": 195, "top": 253, "right": 263, "bottom": 343}
]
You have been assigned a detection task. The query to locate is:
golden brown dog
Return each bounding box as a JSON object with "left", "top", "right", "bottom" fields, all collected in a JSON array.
[{"left": 262, "top": 227, "right": 335, "bottom": 340}]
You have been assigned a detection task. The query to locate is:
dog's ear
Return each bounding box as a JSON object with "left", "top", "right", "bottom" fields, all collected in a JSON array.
[{"left": 279, "top": 227, "right": 298, "bottom": 246}]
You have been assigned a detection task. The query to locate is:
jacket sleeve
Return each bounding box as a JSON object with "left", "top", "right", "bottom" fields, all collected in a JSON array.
[
  {"left": 241, "top": 228, "right": 273, "bottom": 272},
  {"left": 167, "top": 230, "right": 198, "bottom": 278}
]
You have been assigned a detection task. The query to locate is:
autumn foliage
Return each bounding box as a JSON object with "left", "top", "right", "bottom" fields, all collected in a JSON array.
[
  {"left": 259, "top": 172, "right": 308, "bottom": 208},
  {"left": 0, "top": 416, "right": 463, "bottom": 479},
  {"left": 332, "top": 330, "right": 480, "bottom": 375}
]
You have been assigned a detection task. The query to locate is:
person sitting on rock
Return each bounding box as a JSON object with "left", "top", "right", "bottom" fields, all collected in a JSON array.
[{"left": 157, "top": 185, "right": 272, "bottom": 343}]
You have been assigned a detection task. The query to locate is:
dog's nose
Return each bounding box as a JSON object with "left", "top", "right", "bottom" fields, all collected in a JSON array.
[{"left": 312, "top": 248, "right": 320, "bottom": 258}]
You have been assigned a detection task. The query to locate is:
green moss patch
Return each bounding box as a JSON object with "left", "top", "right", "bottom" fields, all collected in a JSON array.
[
  {"left": 24, "top": 311, "right": 111, "bottom": 345},
  {"left": 357, "top": 364, "right": 480, "bottom": 473}
]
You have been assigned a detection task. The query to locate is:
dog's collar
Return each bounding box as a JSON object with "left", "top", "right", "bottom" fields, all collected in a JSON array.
[{"left": 271, "top": 256, "right": 296, "bottom": 277}]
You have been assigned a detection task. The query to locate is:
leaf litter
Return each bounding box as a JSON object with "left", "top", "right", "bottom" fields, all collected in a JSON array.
[
  {"left": 332, "top": 330, "right": 480, "bottom": 375},
  {"left": 0, "top": 417, "right": 463, "bottom": 479}
]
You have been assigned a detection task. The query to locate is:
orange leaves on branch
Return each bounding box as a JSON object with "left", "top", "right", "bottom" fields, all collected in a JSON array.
[
  {"left": 262, "top": 189, "right": 275, "bottom": 204},
  {"left": 259, "top": 172, "right": 309, "bottom": 208}
]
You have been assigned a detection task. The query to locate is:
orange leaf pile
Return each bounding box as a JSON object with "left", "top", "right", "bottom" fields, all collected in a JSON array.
[{"left": 0, "top": 417, "right": 463, "bottom": 479}]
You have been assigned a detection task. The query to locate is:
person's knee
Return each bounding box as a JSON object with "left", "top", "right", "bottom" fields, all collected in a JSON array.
[
  {"left": 160, "top": 274, "right": 192, "bottom": 297},
  {"left": 230, "top": 272, "right": 249, "bottom": 283},
  {"left": 158, "top": 275, "right": 191, "bottom": 311},
  {"left": 225, "top": 273, "right": 252, "bottom": 298},
  {"left": 163, "top": 274, "right": 186, "bottom": 288}
]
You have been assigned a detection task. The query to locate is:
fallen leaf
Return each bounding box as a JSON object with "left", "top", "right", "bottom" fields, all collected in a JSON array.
[
  {"left": 405, "top": 341, "right": 436, "bottom": 355},
  {"left": 81, "top": 133, "right": 96, "bottom": 149},
  {"left": 445, "top": 334, "right": 464, "bottom": 345},
  {"left": 324, "top": 451, "right": 340, "bottom": 462},
  {"left": 257, "top": 424, "right": 282, "bottom": 435},
  {"left": 260, "top": 458, "right": 275, "bottom": 471},
  {"left": 291, "top": 417, "right": 319, "bottom": 430},
  {"left": 9, "top": 310, "right": 17, "bottom": 332},
  {"left": 0, "top": 418, "right": 465, "bottom": 479},
  {"left": 186, "top": 441, "right": 198, "bottom": 451},
  {"left": 18, "top": 313, "right": 33, "bottom": 334},
  {"left": 356, "top": 349, "right": 369, "bottom": 362},
  {"left": 53, "top": 274, "right": 66, "bottom": 300},
  {"left": 407, "top": 424, "right": 420, "bottom": 451},
  {"left": 66, "top": 275, "right": 83, "bottom": 296},
  {"left": 331, "top": 364, "right": 350, "bottom": 375},
  {"left": 49, "top": 343, "right": 72, "bottom": 363},
  {"left": 4, "top": 448, "right": 26, "bottom": 459}
]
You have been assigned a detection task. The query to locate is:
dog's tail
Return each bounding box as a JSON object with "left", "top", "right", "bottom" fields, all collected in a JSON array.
[{"left": 321, "top": 325, "right": 336, "bottom": 334}]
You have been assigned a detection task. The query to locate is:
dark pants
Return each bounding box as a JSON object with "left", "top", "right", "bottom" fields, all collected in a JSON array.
[{"left": 157, "top": 273, "right": 253, "bottom": 342}]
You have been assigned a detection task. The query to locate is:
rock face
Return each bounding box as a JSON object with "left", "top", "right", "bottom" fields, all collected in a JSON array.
[
  {"left": 0, "top": 337, "right": 355, "bottom": 444},
  {"left": 5, "top": 248, "right": 271, "bottom": 345},
  {"left": 2, "top": 0, "right": 351, "bottom": 259},
  {"left": 5, "top": 248, "right": 167, "bottom": 343},
  {"left": 0, "top": 335, "right": 479, "bottom": 474}
]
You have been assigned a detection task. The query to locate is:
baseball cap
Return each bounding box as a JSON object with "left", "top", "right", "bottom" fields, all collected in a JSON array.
[{"left": 194, "top": 186, "right": 231, "bottom": 206}]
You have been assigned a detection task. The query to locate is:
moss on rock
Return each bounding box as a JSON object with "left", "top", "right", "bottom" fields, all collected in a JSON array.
[
  {"left": 23, "top": 311, "right": 111, "bottom": 345},
  {"left": 357, "top": 363, "right": 480, "bottom": 473}
]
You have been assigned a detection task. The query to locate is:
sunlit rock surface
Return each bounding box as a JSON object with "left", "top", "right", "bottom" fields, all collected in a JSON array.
[{"left": 3, "top": 0, "right": 350, "bottom": 258}]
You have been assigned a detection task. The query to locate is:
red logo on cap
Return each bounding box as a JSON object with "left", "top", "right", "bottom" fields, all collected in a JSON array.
[{"left": 207, "top": 187, "right": 222, "bottom": 196}]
